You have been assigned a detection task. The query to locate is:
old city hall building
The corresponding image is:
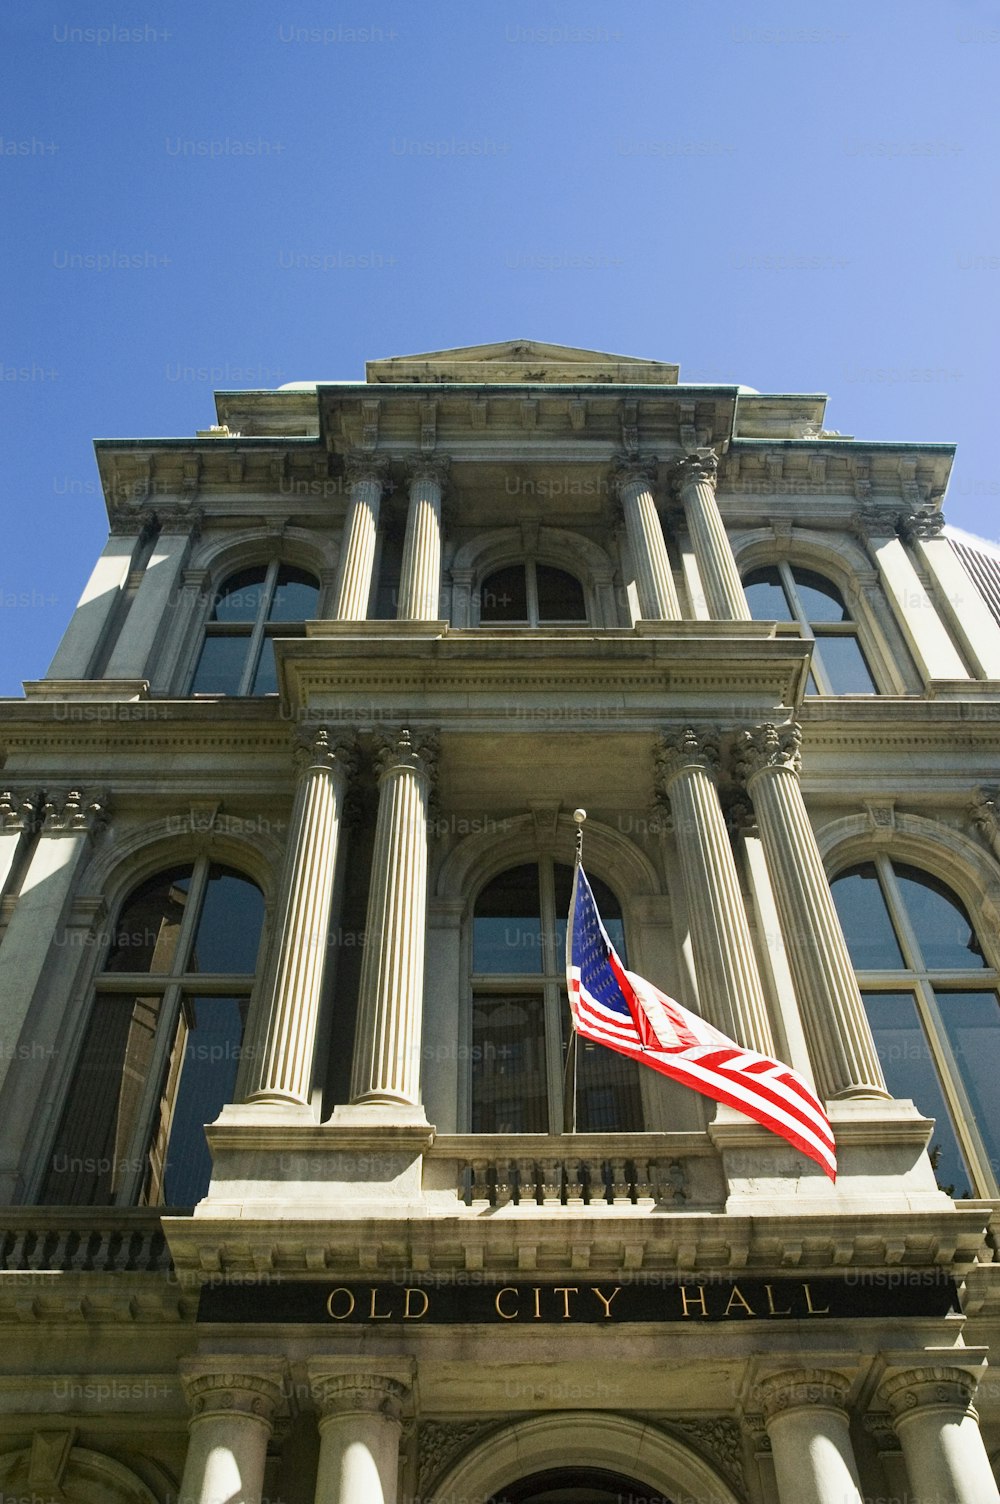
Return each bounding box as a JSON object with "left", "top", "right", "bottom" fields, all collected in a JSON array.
[{"left": 1, "top": 339, "right": 1000, "bottom": 1504}]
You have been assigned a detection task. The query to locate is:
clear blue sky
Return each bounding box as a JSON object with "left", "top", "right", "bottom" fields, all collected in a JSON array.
[{"left": 2, "top": 0, "right": 998, "bottom": 693}]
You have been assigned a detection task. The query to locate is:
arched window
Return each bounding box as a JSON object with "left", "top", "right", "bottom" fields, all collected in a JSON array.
[
  {"left": 831, "top": 858, "right": 1000, "bottom": 1195},
  {"left": 471, "top": 860, "right": 642, "bottom": 1132},
  {"left": 479, "top": 563, "right": 587, "bottom": 625},
  {"left": 40, "top": 860, "right": 265, "bottom": 1207},
  {"left": 189, "top": 562, "right": 320, "bottom": 694},
  {"left": 744, "top": 563, "right": 876, "bottom": 694}
]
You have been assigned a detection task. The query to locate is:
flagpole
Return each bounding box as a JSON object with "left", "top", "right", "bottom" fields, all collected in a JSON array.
[{"left": 562, "top": 807, "right": 587, "bottom": 1135}]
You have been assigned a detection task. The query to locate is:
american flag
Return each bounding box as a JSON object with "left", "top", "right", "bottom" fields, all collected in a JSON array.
[{"left": 566, "top": 863, "right": 837, "bottom": 1180}]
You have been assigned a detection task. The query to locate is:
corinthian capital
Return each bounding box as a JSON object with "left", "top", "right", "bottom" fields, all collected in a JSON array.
[
  {"left": 757, "top": 1368, "right": 851, "bottom": 1424},
  {"left": 0, "top": 790, "right": 40, "bottom": 834},
  {"left": 342, "top": 451, "right": 393, "bottom": 491},
  {"left": 293, "top": 726, "right": 359, "bottom": 780},
  {"left": 404, "top": 453, "right": 451, "bottom": 488},
  {"left": 898, "top": 503, "right": 946, "bottom": 544},
  {"left": 672, "top": 448, "right": 719, "bottom": 496},
  {"left": 655, "top": 726, "right": 720, "bottom": 789},
  {"left": 40, "top": 788, "right": 109, "bottom": 836},
  {"left": 734, "top": 723, "right": 802, "bottom": 785},
  {"left": 610, "top": 453, "right": 659, "bottom": 498},
  {"left": 372, "top": 727, "right": 440, "bottom": 785}
]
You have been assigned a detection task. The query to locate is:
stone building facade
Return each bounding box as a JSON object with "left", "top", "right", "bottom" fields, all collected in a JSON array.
[{"left": 1, "top": 339, "right": 1000, "bottom": 1503}]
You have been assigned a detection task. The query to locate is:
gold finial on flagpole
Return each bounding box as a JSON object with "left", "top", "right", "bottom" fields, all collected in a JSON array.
[{"left": 573, "top": 807, "right": 587, "bottom": 865}]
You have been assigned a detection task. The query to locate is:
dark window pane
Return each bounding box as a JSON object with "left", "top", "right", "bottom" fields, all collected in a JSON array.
[
  {"left": 471, "top": 994, "right": 548, "bottom": 1132},
  {"left": 792, "top": 568, "right": 850, "bottom": 623},
  {"left": 744, "top": 567, "right": 793, "bottom": 622},
  {"left": 474, "top": 864, "right": 543, "bottom": 973},
  {"left": 373, "top": 528, "right": 405, "bottom": 619},
  {"left": 553, "top": 862, "right": 626, "bottom": 964},
  {"left": 211, "top": 568, "right": 268, "bottom": 623},
  {"left": 189, "top": 868, "right": 265, "bottom": 974},
  {"left": 156, "top": 996, "right": 247, "bottom": 1206},
  {"left": 480, "top": 565, "right": 528, "bottom": 623},
  {"left": 190, "top": 635, "right": 249, "bottom": 695},
  {"left": 937, "top": 990, "right": 1000, "bottom": 1183},
  {"left": 831, "top": 865, "right": 904, "bottom": 970},
  {"left": 268, "top": 567, "right": 319, "bottom": 622},
  {"left": 895, "top": 866, "right": 986, "bottom": 971},
  {"left": 41, "top": 992, "right": 163, "bottom": 1204},
  {"left": 813, "top": 635, "right": 877, "bottom": 694},
  {"left": 535, "top": 565, "right": 586, "bottom": 622},
  {"left": 105, "top": 869, "right": 193, "bottom": 974},
  {"left": 560, "top": 994, "right": 644, "bottom": 1132},
  {"left": 251, "top": 637, "right": 278, "bottom": 695},
  {"left": 862, "top": 991, "right": 973, "bottom": 1197}
]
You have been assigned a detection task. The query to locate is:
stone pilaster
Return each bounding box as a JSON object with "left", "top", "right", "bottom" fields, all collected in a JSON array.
[
  {"left": 879, "top": 1366, "right": 1000, "bottom": 1504},
  {"left": 0, "top": 789, "right": 109, "bottom": 1098},
  {"left": 758, "top": 1369, "right": 864, "bottom": 1504},
  {"left": 245, "top": 729, "right": 356, "bottom": 1111},
  {"left": 397, "top": 456, "right": 448, "bottom": 621},
  {"left": 334, "top": 454, "right": 392, "bottom": 620},
  {"left": 611, "top": 456, "right": 680, "bottom": 620},
  {"left": 103, "top": 507, "right": 201, "bottom": 680},
  {"left": 854, "top": 509, "right": 968, "bottom": 683},
  {"left": 310, "top": 1363, "right": 413, "bottom": 1504},
  {"left": 0, "top": 790, "right": 40, "bottom": 900},
  {"left": 46, "top": 528, "right": 145, "bottom": 679},
  {"left": 735, "top": 723, "right": 887, "bottom": 1101},
  {"left": 178, "top": 1364, "right": 286, "bottom": 1504},
  {"left": 673, "top": 450, "right": 751, "bottom": 620},
  {"left": 350, "top": 729, "right": 438, "bottom": 1109},
  {"left": 902, "top": 506, "right": 1000, "bottom": 680},
  {"left": 655, "top": 728, "right": 775, "bottom": 1054}
]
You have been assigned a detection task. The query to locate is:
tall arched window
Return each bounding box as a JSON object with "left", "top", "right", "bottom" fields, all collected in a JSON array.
[
  {"left": 40, "top": 861, "right": 265, "bottom": 1207},
  {"left": 190, "top": 562, "right": 320, "bottom": 694},
  {"left": 744, "top": 563, "right": 876, "bottom": 694},
  {"left": 471, "top": 860, "right": 642, "bottom": 1132},
  {"left": 479, "top": 564, "right": 587, "bottom": 625},
  {"left": 831, "top": 858, "right": 1000, "bottom": 1195}
]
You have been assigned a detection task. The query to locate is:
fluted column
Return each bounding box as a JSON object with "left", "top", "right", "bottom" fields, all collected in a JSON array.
[
  {"left": 350, "top": 729, "right": 437, "bottom": 1107},
  {"left": 178, "top": 1364, "right": 285, "bottom": 1504},
  {"left": 736, "top": 723, "right": 887, "bottom": 1100},
  {"left": 611, "top": 456, "right": 680, "bottom": 620},
  {"left": 880, "top": 1366, "right": 1000, "bottom": 1504},
  {"left": 103, "top": 507, "right": 200, "bottom": 679},
  {"left": 334, "top": 455, "right": 392, "bottom": 620},
  {"left": 673, "top": 450, "right": 751, "bottom": 620},
  {"left": 0, "top": 789, "right": 108, "bottom": 1099},
  {"left": 759, "top": 1370, "right": 864, "bottom": 1504},
  {"left": 310, "top": 1364, "right": 413, "bottom": 1504},
  {"left": 397, "top": 456, "right": 448, "bottom": 620},
  {"left": 655, "top": 728, "right": 775, "bottom": 1054},
  {"left": 246, "top": 729, "right": 355, "bottom": 1110}
]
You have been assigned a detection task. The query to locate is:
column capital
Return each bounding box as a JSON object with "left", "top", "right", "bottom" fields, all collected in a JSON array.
[
  {"left": 40, "top": 787, "right": 110, "bottom": 837},
  {"left": 849, "top": 502, "right": 899, "bottom": 543},
  {"left": 758, "top": 1368, "right": 851, "bottom": 1423},
  {"left": 293, "top": 726, "right": 358, "bottom": 779},
  {"left": 0, "top": 790, "right": 40, "bottom": 834},
  {"left": 655, "top": 725, "right": 720, "bottom": 788},
  {"left": 109, "top": 502, "right": 160, "bottom": 538},
  {"left": 672, "top": 448, "right": 719, "bottom": 495},
  {"left": 343, "top": 451, "right": 394, "bottom": 490},
  {"left": 180, "top": 1362, "right": 287, "bottom": 1424},
  {"left": 898, "top": 504, "right": 946, "bottom": 544},
  {"left": 610, "top": 453, "right": 659, "bottom": 497},
  {"left": 148, "top": 503, "right": 204, "bottom": 536},
  {"left": 735, "top": 722, "right": 802, "bottom": 784},
  {"left": 309, "top": 1365, "right": 413, "bottom": 1423},
  {"left": 372, "top": 727, "right": 439, "bottom": 784},
  {"left": 403, "top": 452, "right": 451, "bottom": 488},
  {"left": 879, "top": 1365, "right": 979, "bottom": 1421}
]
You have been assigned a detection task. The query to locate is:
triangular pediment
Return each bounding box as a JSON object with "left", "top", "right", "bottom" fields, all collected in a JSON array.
[{"left": 366, "top": 339, "right": 679, "bottom": 386}]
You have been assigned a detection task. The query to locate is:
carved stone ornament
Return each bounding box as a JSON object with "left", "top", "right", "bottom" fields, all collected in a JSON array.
[
  {"left": 373, "top": 727, "right": 440, "bottom": 786},
  {"left": 311, "top": 1372, "right": 409, "bottom": 1422},
  {"left": 109, "top": 502, "right": 159, "bottom": 537},
  {"left": 404, "top": 452, "right": 451, "bottom": 488},
  {"left": 862, "top": 1410, "right": 902, "bottom": 1453},
  {"left": 342, "top": 451, "right": 393, "bottom": 491},
  {"left": 0, "top": 790, "right": 39, "bottom": 834},
  {"left": 879, "top": 1366, "right": 978, "bottom": 1421},
  {"left": 734, "top": 722, "right": 802, "bottom": 786},
  {"left": 971, "top": 788, "right": 1000, "bottom": 846},
  {"left": 417, "top": 1420, "right": 498, "bottom": 1495},
  {"left": 41, "top": 788, "right": 109, "bottom": 836},
  {"left": 672, "top": 448, "right": 719, "bottom": 494},
  {"left": 671, "top": 1418, "right": 745, "bottom": 1493},
  {"left": 757, "top": 1368, "right": 851, "bottom": 1423},
  {"left": 899, "top": 504, "right": 946, "bottom": 544},
  {"left": 181, "top": 1369, "right": 286, "bottom": 1423},
  {"left": 655, "top": 726, "right": 721, "bottom": 788},
  {"left": 293, "top": 726, "right": 358, "bottom": 781},
  {"left": 610, "top": 453, "right": 659, "bottom": 499}
]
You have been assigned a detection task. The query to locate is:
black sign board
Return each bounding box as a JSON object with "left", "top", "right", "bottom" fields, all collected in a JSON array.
[{"left": 197, "top": 1274, "right": 958, "bottom": 1325}]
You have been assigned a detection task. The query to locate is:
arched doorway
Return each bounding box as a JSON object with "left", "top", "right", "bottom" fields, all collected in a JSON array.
[{"left": 487, "top": 1466, "right": 671, "bottom": 1501}]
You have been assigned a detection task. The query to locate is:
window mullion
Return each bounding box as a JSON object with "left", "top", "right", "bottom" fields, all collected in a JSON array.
[
  {"left": 115, "top": 982, "right": 183, "bottom": 1205},
  {"left": 917, "top": 981, "right": 998, "bottom": 1195},
  {"left": 240, "top": 560, "right": 278, "bottom": 694},
  {"left": 876, "top": 857, "right": 928, "bottom": 974}
]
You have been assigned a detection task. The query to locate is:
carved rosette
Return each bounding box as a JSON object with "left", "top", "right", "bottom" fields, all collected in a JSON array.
[
  {"left": 293, "top": 726, "right": 358, "bottom": 782},
  {"left": 734, "top": 723, "right": 802, "bottom": 787},
  {"left": 182, "top": 1368, "right": 286, "bottom": 1425},
  {"left": 879, "top": 1366, "right": 979, "bottom": 1422},
  {"left": 311, "top": 1373, "right": 409, "bottom": 1424},
  {"left": 899, "top": 504, "right": 946, "bottom": 544},
  {"left": 672, "top": 448, "right": 719, "bottom": 496},
  {"left": 343, "top": 451, "right": 393, "bottom": 493},
  {"left": 758, "top": 1369, "right": 851, "bottom": 1424},
  {"left": 655, "top": 726, "right": 720, "bottom": 792},
  {"left": 0, "top": 791, "right": 39, "bottom": 834},
  {"left": 40, "top": 789, "right": 109, "bottom": 837}
]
